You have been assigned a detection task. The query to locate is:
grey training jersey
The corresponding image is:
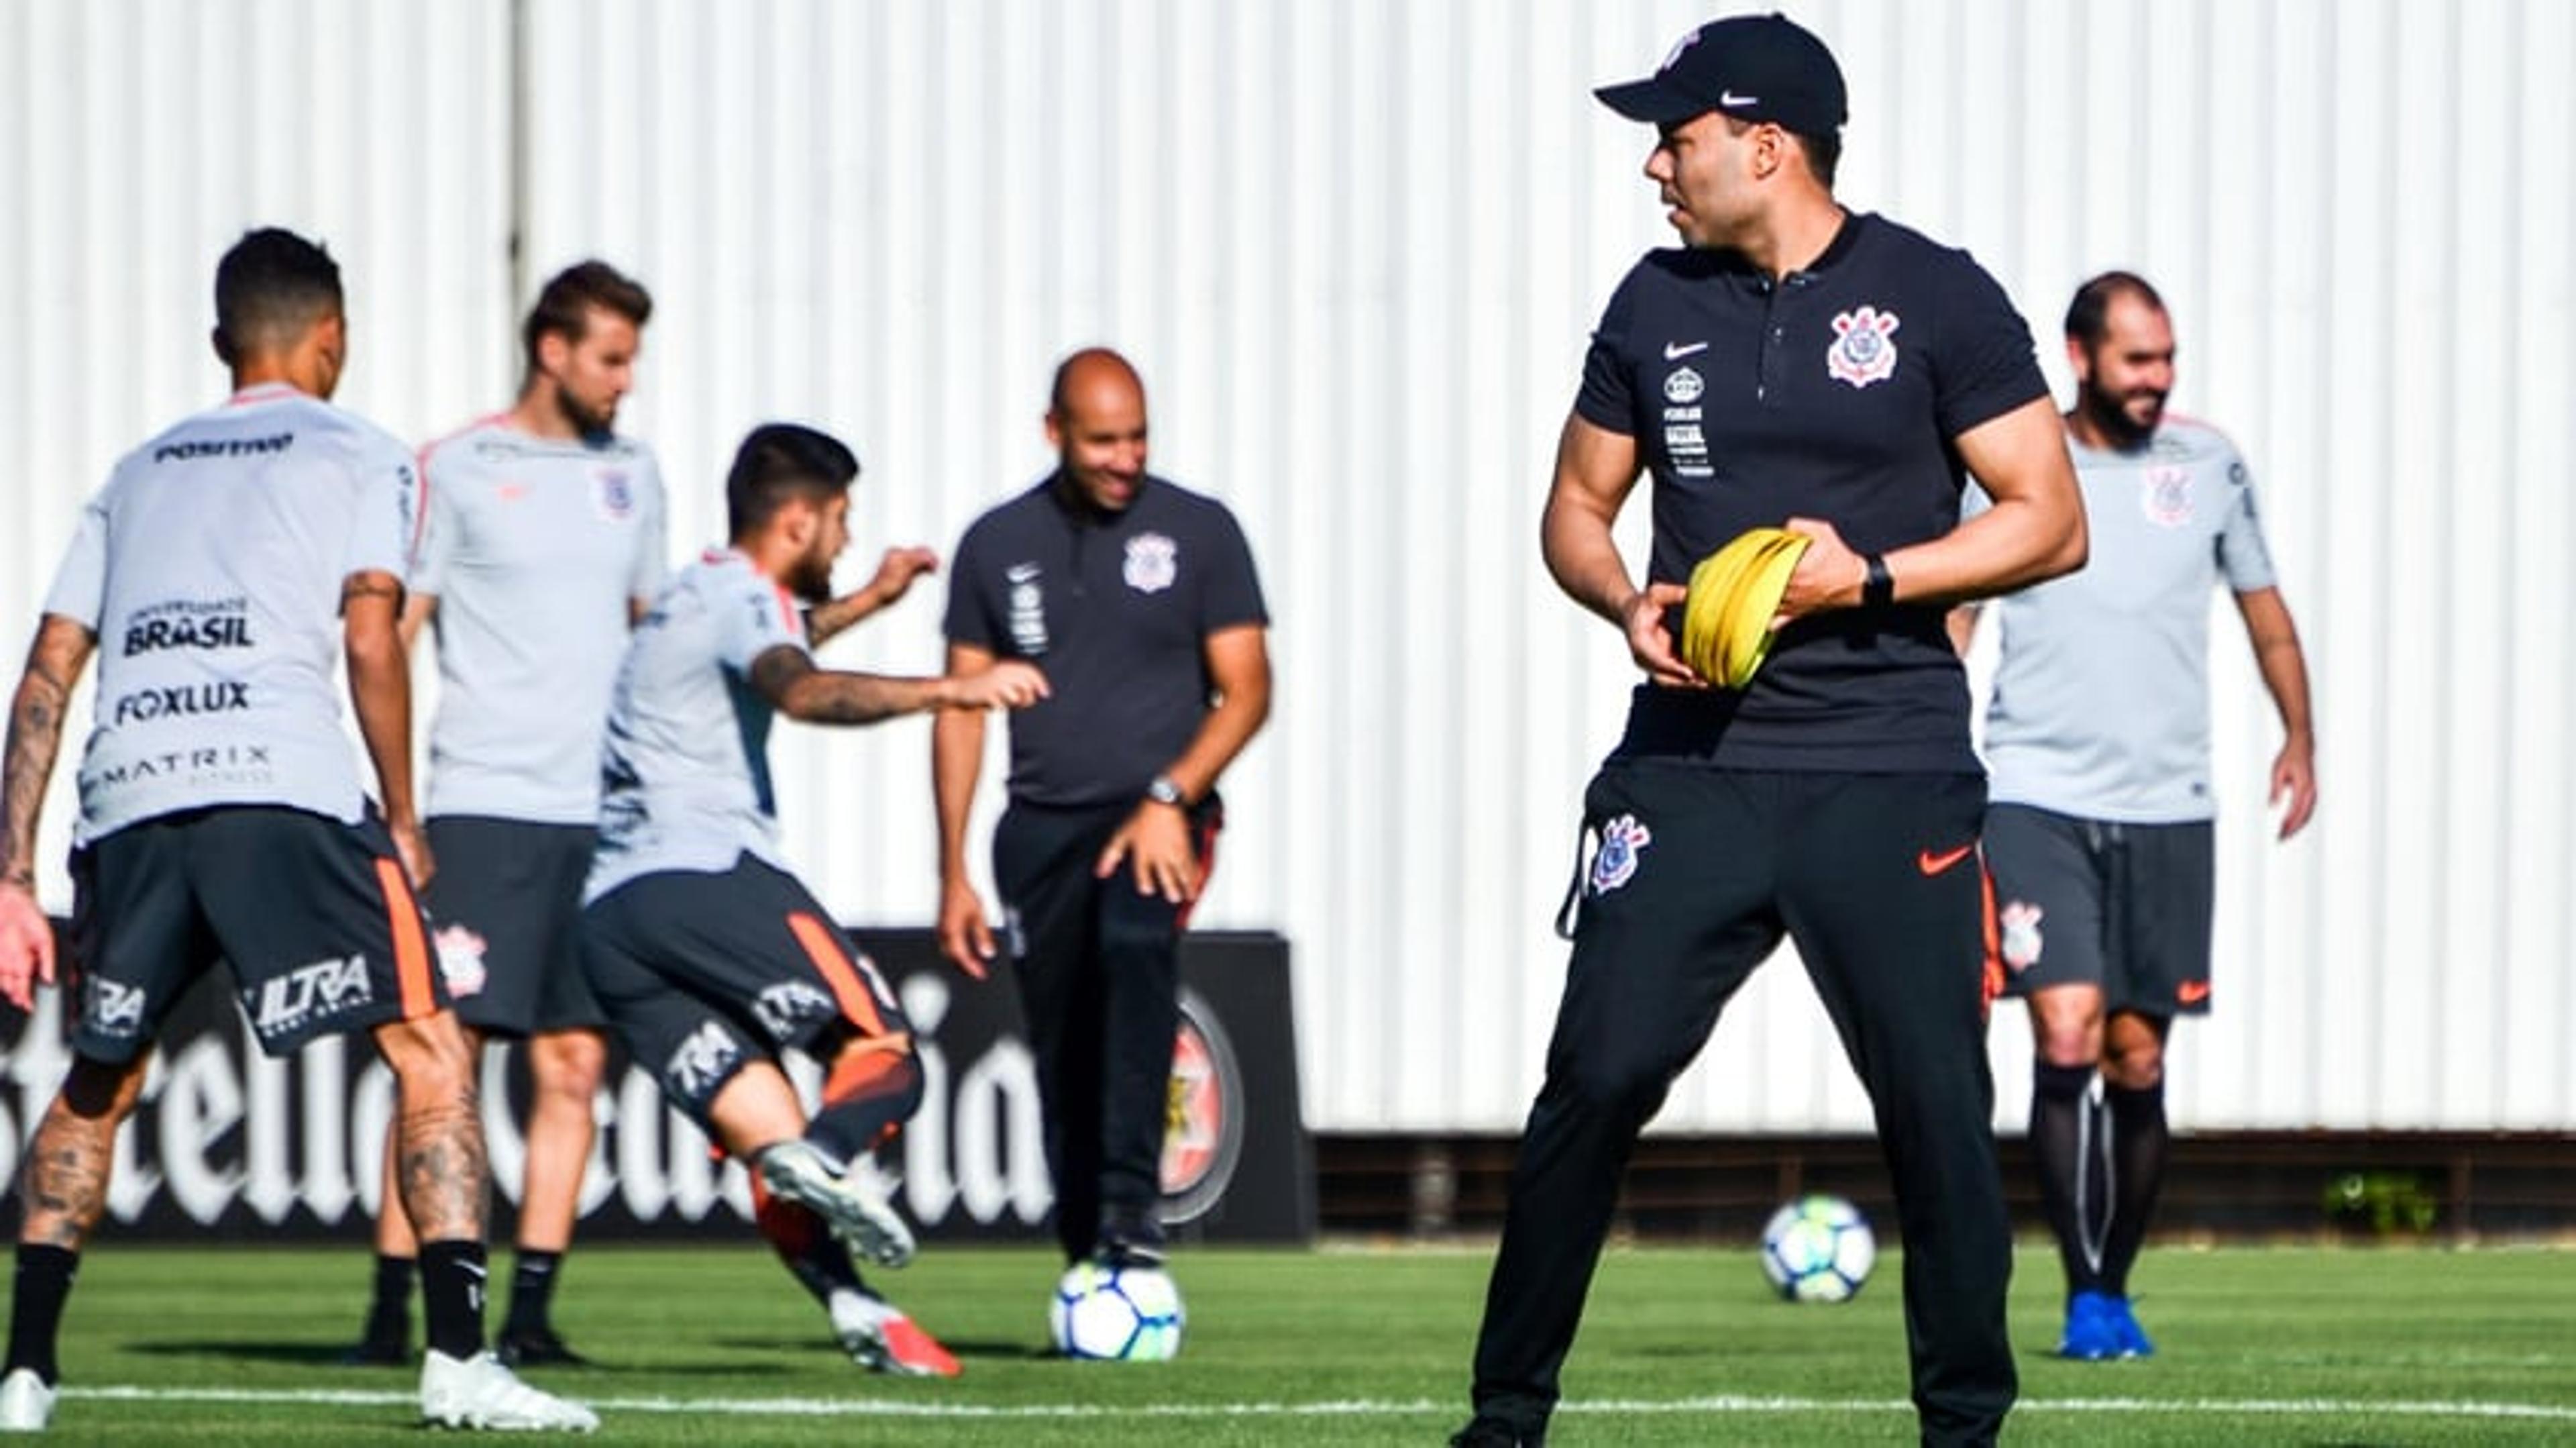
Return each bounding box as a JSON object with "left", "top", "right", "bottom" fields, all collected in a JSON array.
[
  {"left": 414, "top": 419, "right": 667, "bottom": 824},
  {"left": 42, "top": 383, "right": 419, "bottom": 845},
  {"left": 586, "top": 550, "right": 808, "bottom": 902},
  {"left": 1974, "top": 417, "right": 2278, "bottom": 822}
]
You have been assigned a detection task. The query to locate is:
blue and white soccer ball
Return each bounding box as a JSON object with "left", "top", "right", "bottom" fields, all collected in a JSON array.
[
  {"left": 1049, "top": 1259, "right": 1186, "bottom": 1361},
  {"left": 1759, "top": 1194, "right": 1876, "bottom": 1303}
]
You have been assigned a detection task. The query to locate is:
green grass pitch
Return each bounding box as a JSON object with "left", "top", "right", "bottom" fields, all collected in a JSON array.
[{"left": 27, "top": 1241, "right": 2576, "bottom": 1443}]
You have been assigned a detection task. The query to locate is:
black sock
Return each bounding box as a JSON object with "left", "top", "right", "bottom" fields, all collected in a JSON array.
[
  {"left": 418, "top": 1240, "right": 488, "bottom": 1361},
  {"left": 2100, "top": 1080, "right": 2169, "bottom": 1298},
  {"left": 503, "top": 1250, "right": 562, "bottom": 1338},
  {"left": 5, "top": 1246, "right": 78, "bottom": 1386},
  {"left": 363, "top": 1253, "right": 415, "bottom": 1347},
  {"left": 2030, "top": 1060, "right": 2109, "bottom": 1297}
]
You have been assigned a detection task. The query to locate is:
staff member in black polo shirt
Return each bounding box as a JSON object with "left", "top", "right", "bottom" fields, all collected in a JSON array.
[
  {"left": 934, "top": 348, "right": 1271, "bottom": 1276},
  {"left": 1454, "top": 15, "right": 2086, "bottom": 1448}
]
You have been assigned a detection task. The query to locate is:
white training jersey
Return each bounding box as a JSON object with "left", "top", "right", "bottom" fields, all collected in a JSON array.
[
  {"left": 1972, "top": 416, "right": 2279, "bottom": 822},
  {"left": 42, "top": 382, "right": 419, "bottom": 846},
  {"left": 413, "top": 419, "right": 668, "bottom": 825},
  {"left": 586, "top": 549, "right": 809, "bottom": 902}
]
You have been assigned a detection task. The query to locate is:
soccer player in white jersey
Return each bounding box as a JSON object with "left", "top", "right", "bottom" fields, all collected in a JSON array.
[
  {"left": 0, "top": 229, "right": 596, "bottom": 1433},
  {"left": 580, "top": 423, "right": 1043, "bottom": 1375},
  {"left": 347, "top": 262, "right": 674, "bottom": 1368},
  {"left": 1962, "top": 272, "right": 2318, "bottom": 1361}
]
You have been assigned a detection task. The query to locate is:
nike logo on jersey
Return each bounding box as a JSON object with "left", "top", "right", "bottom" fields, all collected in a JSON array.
[
  {"left": 1664, "top": 340, "right": 1709, "bottom": 360},
  {"left": 2177, "top": 980, "right": 2212, "bottom": 1005},
  {"left": 1917, "top": 843, "right": 1976, "bottom": 876}
]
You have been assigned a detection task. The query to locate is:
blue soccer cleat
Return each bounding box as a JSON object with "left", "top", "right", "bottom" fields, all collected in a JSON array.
[
  {"left": 2104, "top": 1295, "right": 2157, "bottom": 1359},
  {"left": 2055, "top": 1289, "right": 2124, "bottom": 1361}
]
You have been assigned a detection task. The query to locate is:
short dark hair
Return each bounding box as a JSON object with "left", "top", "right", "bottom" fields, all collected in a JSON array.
[
  {"left": 727, "top": 423, "right": 859, "bottom": 539},
  {"left": 1720, "top": 116, "right": 1840, "bottom": 191},
  {"left": 1791, "top": 128, "right": 1840, "bottom": 189},
  {"left": 522, "top": 260, "right": 652, "bottom": 372},
  {"left": 213, "top": 228, "right": 342, "bottom": 363},
  {"left": 2065, "top": 271, "right": 2167, "bottom": 348}
]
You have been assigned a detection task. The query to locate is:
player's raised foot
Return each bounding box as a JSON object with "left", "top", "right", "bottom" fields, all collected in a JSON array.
[
  {"left": 0, "top": 1369, "right": 56, "bottom": 1433},
  {"left": 756, "top": 1140, "right": 915, "bottom": 1269},
  {"left": 495, "top": 1326, "right": 594, "bottom": 1369},
  {"left": 1448, "top": 1416, "right": 1542, "bottom": 1447},
  {"left": 419, "top": 1349, "right": 600, "bottom": 1432},
  {"left": 828, "top": 1288, "right": 961, "bottom": 1378},
  {"left": 2105, "top": 1295, "right": 2157, "bottom": 1359},
  {"left": 2055, "top": 1288, "right": 2124, "bottom": 1361}
]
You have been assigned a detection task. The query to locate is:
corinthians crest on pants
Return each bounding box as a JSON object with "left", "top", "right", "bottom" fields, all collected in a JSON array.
[
  {"left": 1827, "top": 306, "right": 1901, "bottom": 389},
  {"left": 1589, "top": 813, "right": 1652, "bottom": 895}
]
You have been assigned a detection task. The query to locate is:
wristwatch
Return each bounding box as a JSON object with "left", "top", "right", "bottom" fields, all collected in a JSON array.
[{"left": 1146, "top": 774, "right": 1188, "bottom": 809}]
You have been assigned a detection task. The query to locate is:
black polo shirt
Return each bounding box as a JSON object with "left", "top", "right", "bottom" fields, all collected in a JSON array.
[
  {"left": 1576, "top": 211, "right": 2047, "bottom": 773},
  {"left": 945, "top": 472, "right": 1268, "bottom": 808}
]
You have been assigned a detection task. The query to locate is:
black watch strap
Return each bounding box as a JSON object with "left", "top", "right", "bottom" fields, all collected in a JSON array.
[{"left": 1862, "top": 553, "right": 1895, "bottom": 609}]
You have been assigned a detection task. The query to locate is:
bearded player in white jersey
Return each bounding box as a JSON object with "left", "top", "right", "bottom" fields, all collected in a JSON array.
[{"left": 0, "top": 228, "right": 595, "bottom": 1433}]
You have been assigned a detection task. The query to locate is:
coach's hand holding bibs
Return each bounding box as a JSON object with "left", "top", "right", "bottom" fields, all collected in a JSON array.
[{"left": 1680, "top": 527, "right": 1812, "bottom": 690}]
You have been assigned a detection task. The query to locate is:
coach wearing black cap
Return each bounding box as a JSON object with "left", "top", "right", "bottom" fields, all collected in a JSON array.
[{"left": 1453, "top": 14, "right": 2086, "bottom": 1448}]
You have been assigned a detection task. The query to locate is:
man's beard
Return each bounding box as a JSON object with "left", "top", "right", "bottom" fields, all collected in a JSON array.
[
  {"left": 554, "top": 386, "right": 616, "bottom": 440},
  {"left": 2080, "top": 381, "right": 2164, "bottom": 449},
  {"left": 786, "top": 550, "right": 835, "bottom": 604}
]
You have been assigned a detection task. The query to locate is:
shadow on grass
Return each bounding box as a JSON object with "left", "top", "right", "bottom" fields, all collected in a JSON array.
[
  {"left": 709, "top": 1335, "right": 1058, "bottom": 1362},
  {"left": 121, "top": 1341, "right": 794, "bottom": 1377}
]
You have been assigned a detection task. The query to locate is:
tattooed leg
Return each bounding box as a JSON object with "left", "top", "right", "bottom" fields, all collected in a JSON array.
[
  {"left": 372, "top": 1011, "right": 489, "bottom": 1242},
  {"left": 17, "top": 1057, "right": 150, "bottom": 1250}
]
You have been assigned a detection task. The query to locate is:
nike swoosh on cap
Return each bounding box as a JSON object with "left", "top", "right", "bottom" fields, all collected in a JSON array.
[{"left": 1720, "top": 90, "right": 1761, "bottom": 106}]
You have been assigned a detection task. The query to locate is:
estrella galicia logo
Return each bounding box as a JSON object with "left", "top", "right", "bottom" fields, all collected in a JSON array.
[
  {"left": 1589, "top": 813, "right": 1653, "bottom": 895},
  {"left": 1159, "top": 988, "right": 1246, "bottom": 1227},
  {"left": 1827, "top": 306, "right": 1902, "bottom": 389}
]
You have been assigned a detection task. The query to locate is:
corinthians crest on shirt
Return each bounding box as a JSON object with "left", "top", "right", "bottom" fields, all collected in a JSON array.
[
  {"left": 1124, "top": 532, "right": 1179, "bottom": 593},
  {"left": 593, "top": 466, "right": 635, "bottom": 521},
  {"left": 1827, "top": 306, "right": 1901, "bottom": 389},
  {"left": 1589, "top": 813, "right": 1652, "bottom": 895}
]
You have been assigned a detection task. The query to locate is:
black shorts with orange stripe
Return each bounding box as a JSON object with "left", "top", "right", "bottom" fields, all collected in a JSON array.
[
  {"left": 68, "top": 805, "right": 447, "bottom": 1063},
  {"left": 579, "top": 854, "right": 910, "bottom": 1127}
]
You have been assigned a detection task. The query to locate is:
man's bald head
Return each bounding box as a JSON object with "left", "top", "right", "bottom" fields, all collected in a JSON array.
[
  {"left": 1049, "top": 347, "right": 1146, "bottom": 422},
  {"left": 1045, "top": 348, "right": 1151, "bottom": 513}
]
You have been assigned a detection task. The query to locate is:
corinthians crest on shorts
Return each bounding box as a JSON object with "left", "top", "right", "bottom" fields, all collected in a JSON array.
[{"left": 1827, "top": 306, "right": 1901, "bottom": 389}]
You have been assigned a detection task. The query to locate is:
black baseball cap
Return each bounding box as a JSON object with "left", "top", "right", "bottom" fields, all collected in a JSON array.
[{"left": 1596, "top": 13, "right": 1847, "bottom": 134}]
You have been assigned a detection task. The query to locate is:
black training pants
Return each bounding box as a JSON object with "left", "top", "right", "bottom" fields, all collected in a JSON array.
[
  {"left": 1471, "top": 763, "right": 2017, "bottom": 1447},
  {"left": 994, "top": 798, "right": 1211, "bottom": 1262}
]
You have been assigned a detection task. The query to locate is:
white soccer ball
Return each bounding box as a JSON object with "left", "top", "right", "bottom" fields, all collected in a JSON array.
[
  {"left": 1759, "top": 1194, "right": 1876, "bottom": 1303},
  {"left": 1049, "top": 1259, "right": 1186, "bottom": 1361}
]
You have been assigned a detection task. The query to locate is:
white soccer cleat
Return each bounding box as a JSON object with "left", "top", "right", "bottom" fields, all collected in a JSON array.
[
  {"left": 827, "top": 1288, "right": 961, "bottom": 1377},
  {"left": 758, "top": 1140, "right": 916, "bottom": 1268},
  {"left": 0, "top": 1369, "right": 54, "bottom": 1433},
  {"left": 419, "top": 1349, "right": 599, "bottom": 1433}
]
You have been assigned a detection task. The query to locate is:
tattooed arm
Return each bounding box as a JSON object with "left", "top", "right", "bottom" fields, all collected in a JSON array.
[
  {"left": 0, "top": 616, "right": 95, "bottom": 1011},
  {"left": 748, "top": 644, "right": 1049, "bottom": 725}
]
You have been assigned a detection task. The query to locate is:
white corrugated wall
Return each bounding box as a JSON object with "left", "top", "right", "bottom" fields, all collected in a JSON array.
[{"left": 3, "top": 1, "right": 2570, "bottom": 1134}]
